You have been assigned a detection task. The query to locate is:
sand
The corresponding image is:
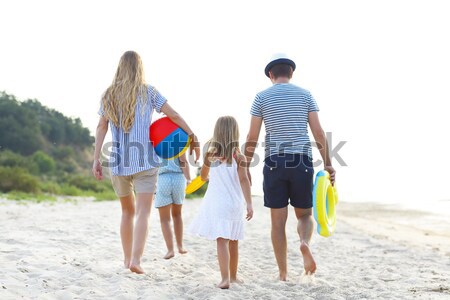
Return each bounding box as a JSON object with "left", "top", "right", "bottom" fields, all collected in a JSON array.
[{"left": 0, "top": 197, "right": 449, "bottom": 300}]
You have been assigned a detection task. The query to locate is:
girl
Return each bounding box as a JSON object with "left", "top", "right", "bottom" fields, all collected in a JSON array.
[
  {"left": 155, "top": 153, "right": 191, "bottom": 259},
  {"left": 188, "top": 116, "right": 253, "bottom": 289},
  {"left": 92, "top": 51, "right": 199, "bottom": 274}
]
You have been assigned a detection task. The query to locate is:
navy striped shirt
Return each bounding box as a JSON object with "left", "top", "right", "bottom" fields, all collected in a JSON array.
[
  {"left": 99, "top": 85, "right": 167, "bottom": 176},
  {"left": 250, "top": 83, "right": 319, "bottom": 158}
]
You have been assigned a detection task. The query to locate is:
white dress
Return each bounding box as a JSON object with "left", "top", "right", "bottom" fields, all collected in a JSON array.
[{"left": 188, "top": 158, "right": 245, "bottom": 241}]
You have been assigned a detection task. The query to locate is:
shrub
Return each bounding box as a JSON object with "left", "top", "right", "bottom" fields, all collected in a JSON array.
[
  {"left": 65, "top": 175, "right": 106, "bottom": 192},
  {"left": 6, "top": 191, "right": 56, "bottom": 202},
  {"left": 31, "top": 151, "right": 56, "bottom": 174},
  {"left": 52, "top": 146, "right": 75, "bottom": 160},
  {"left": 0, "top": 166, "right": 40, "bottom": 193},
  {"left": 91, "top": 190, "right": 117, "bottom": 201},
  {"left": 59, "top": 184, "right": 83, "bottom": 196},
  {"left": 39, "top": 181, "right": 62, "bottom": 194},
  {"left": 0, "top": 150, "right": 38, "bottom": 172}
]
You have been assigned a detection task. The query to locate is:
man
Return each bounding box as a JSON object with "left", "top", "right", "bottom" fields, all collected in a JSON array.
[{"left": 245, "top": 53, "right": 336, "bottom": 280}]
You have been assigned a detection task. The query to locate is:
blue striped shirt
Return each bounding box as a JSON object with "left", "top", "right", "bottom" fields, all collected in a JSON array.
[
  {"left": 250, "top": 83, "right": 319, "bottom": 158},
  {"left": 99, "top": 85, "right": 167, "bottom": 176}
]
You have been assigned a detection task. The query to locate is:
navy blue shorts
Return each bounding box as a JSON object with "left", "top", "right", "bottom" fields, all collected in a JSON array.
[{"left": 263, "top": 154, "right": 314, "bottom": 209}]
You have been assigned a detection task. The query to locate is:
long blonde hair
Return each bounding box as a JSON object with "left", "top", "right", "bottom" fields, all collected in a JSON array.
[
  {"left": 102, "top": 51, "right": 148, "bottom": 132},
  {"left": 207, "top": 116, "right": 240, "bottom": 164}
]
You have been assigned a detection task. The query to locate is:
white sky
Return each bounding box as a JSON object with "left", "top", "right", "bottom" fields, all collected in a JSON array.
[{"left": 1, "top": 0, "right": 450, "bottom": 205}]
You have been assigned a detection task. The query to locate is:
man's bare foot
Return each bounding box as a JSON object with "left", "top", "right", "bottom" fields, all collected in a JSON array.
[
  {"left": 300, "top": 242, "right": 316, "bottom": 274},
  {"left": 129, "top": 263, "right": 145, "bottom": 274},
  {"left": 230, "top": 277, "right": 244, "bottom": 284},
  {"left": 279, "top": 274, "right": 287, "bottom": 281},
  {"left": 178, "top": 247, "right": 188, "bottom": 254},
  {"left": 164, "top": 250, "right": 175, "bottom": 259},
  {"left": 217, "top": 279, "right": 230, "bottom": 289}
]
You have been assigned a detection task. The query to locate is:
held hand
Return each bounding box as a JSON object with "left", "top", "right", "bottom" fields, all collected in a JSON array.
[
  {"left": 189, "top": 134, "right": 200, "bottom": 163},
  {"left": 92, "top": 159, "right": 103, "bottom": 180},
  {"left": 246, "top": 203, "right": 254, "bottom": 221},
  {"left": 325, "top": 165, "right": 336, "bottom": 186}
]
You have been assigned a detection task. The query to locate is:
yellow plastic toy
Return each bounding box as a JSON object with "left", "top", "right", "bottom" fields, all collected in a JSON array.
[
  {"left": 313, "top": 170, "right": 338, "bottom": 237},
  {"left": 185, "top": 176, "right": 206, "bottom": 195}
]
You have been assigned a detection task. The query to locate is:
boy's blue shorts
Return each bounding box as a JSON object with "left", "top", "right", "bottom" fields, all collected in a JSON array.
[{"left": 263, "top": 154, "right": 314, "bottom": 209}]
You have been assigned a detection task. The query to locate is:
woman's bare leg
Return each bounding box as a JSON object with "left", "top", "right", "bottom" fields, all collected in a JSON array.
[
  {"left": 129, "top": 192, "right": 153, "bottom": 274},
  {"left": 119, "top": 193, "right": 135, "bottom": 268}
]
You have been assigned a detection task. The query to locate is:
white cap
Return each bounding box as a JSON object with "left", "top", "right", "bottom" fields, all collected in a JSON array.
[{"left": 265, "top": 53, "right": 296, "bottom": 77}]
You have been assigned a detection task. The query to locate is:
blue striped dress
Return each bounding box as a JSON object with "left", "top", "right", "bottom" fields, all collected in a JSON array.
[{"left": 98, "top": 85, "right": 167, "bottom": 176}]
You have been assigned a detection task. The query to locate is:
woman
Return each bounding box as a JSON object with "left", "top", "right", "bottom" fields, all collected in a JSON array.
[{"left": 92, "top": 51, "right": 199, "bottom": 274}]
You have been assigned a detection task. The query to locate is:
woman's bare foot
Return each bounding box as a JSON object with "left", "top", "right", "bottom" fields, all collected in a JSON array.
[
  {"left": 217, "top": 279, "right": 230, "bottom": 289},
  {"left": 129, "top": 262, "right": 145, "bottom": 274},
  {"left": 164, "top": 250, "right": 175, "bottom": 259},
  {"left": 279, "top": 273, "right": 287, "bottom": 281},
  {"left": 178, "top": 247, "right": 188, "bottom": 254},
  {"left": 230, "top": 277, "right": 244, "bottom": 284},
  {"left": 300, "top": 242, "right": 316, "bottom": 274}
]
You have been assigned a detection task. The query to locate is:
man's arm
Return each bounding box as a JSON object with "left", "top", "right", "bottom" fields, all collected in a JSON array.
[
  {"left": 244, "top": 116, "right": 263, "bottom": 163},
  {"left": 308, "top": 111, "right": 336, "bottom": 184},
  {"left": 244, "top": 116, "right": 263, "bottom": 184}
]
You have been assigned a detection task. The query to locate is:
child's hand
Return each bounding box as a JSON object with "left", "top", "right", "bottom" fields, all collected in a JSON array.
[{"left": 246, "top": 203, "right": 253, "bottom": 221}]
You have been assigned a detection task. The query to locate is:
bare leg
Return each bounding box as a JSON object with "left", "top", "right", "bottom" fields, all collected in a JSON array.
[
  {"left": 216, "top": 238, "right": 230, "bottom": 289},
  {"left": 229, "top": 240, "right": 242, "bottom": 283},
  {"left": 295, "top": 207, "right": 316, "bottom": 274},
  {"left": 119, "top": 194, "right": 135, "bottom": 268},
  {"left": 271, "top": 207, "right": 288, "bottom": 281},
  {"left": 129, "top": 192, "right": 153, "bottom": 274},
  {"left": 172, "top": 204, "right": 187, "bottom": 254},
  {"left": 159, "top": 204, "right": 175, "bottom": 259}
]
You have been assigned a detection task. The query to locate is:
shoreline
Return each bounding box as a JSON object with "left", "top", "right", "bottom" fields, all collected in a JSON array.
[{"left": 338, "top": 201, "right": 450, "bottom": 257}]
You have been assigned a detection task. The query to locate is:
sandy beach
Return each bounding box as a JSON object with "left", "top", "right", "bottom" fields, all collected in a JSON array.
[{"left": 0, "top": 197, "right": 449, "bottom": 300}]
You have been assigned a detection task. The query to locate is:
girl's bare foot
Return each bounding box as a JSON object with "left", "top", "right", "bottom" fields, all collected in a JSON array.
[
  {"left": 178, "top": 247, "right": 188, "bottom": 254},
  {"left": 217, "top": 279, "right": 230, "bottom": 289},
  {"left": 164, "top": 250, "right": 175, "bottom": 259},
  {"left": 300, "top": 242, "right": 316, "bottom": 274},
  {"left": 124, "top": 259, "right": 131, "bottom": 268},
  {"left": 230, "top": 277, "right": 244, "bottom": 284},
  {"left": 129, "top": 262, "right": 145, "bottom": 274}
]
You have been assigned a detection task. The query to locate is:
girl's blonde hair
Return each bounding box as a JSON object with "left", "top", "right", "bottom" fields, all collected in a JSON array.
[
  {"left": 208, "top": 116, "right": 240, "bottom": 164},
  {"left": 101, "top": 51, "right": 148, "bottom": 132}
]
